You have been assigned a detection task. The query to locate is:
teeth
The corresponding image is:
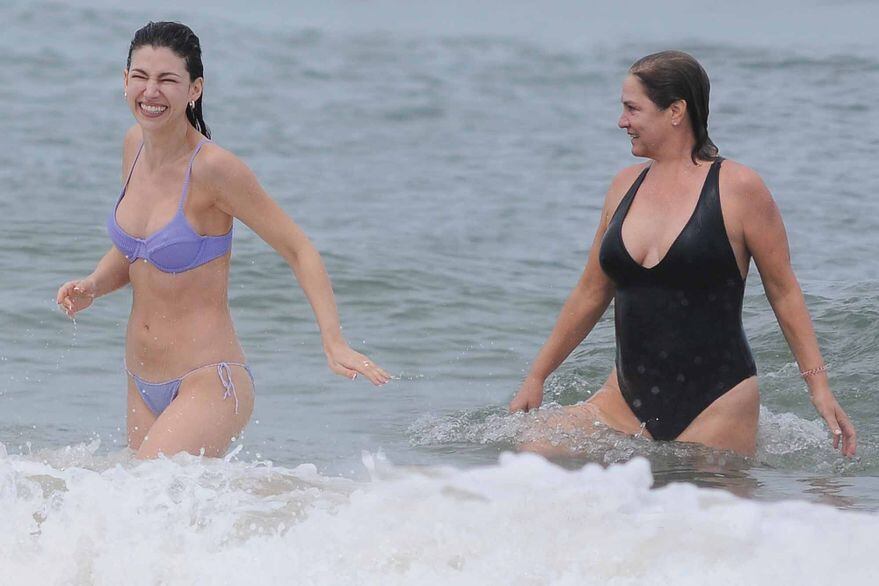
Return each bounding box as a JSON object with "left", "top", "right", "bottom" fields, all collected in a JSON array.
[{"left": 140, "top": 103, "right": 167, "bottom": 114}]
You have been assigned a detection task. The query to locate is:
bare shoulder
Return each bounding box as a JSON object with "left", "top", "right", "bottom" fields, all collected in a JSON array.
[
  {"left": 609, "top": 162, "right": 649, "bottom": 191},
  {"left": 718, "top": 159, "right": 777, "bottom": 222},
  {"left": 123, "top": 124, "right": 142, "bottom": 148},
  {"left": 196, "top": 142, "right": 259, "bottom": 195},
  {"left": 719, "top": 159, "right": 772, "bottom": 201},
  {"left": 121, "top": 125, "right": 142, "bottom": 169},
  {"left": 602, "top": 162, "right": 648, "bottom": 218}
]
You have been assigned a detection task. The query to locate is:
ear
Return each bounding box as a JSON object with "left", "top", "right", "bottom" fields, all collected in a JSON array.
[
  {"left": 189, "top": 77, "right": 204, "bottom": 103},
  {"left": 669, "top": 99, "right": 687, "bottom": 127},
  {"left": 123, "top": 69, "right": 129, "bottom": 93}
]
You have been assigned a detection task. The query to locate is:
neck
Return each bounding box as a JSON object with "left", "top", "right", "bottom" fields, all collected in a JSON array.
[
  {"left": 140, "top": 122, "right": 199, "bottom": 168},
  {"left": 644, "top": 122, "right": 709, "bottom": 172},
  {"left": 647, "top": 140, "right": 705, "bottom": 174}
]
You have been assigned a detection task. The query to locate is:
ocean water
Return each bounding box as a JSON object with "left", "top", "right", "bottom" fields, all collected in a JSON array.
[{"left": 1, "top": 0, "right": 878, "bottom": 583}]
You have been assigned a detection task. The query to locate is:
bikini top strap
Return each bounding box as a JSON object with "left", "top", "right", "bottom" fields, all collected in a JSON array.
[
  {"left": 179, "top": 137, "right": 208, "bottom": 209},
  {"left": 119, "top": 142, "right": 144, "bottom": 200}
]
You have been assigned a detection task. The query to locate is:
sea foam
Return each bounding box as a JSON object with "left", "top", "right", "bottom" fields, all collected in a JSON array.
[{"left": 1, "top": 442, "right": 875, "bottom": 585}]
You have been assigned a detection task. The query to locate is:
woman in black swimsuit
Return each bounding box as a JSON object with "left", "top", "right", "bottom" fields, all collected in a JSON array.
[{"left": 509, "top": 51, "right": 856, "bottom": 457}]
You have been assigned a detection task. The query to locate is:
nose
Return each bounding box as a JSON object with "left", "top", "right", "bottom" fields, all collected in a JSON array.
[
  {"left": 618, "top": 112, "right": 628, "bottom": 129},
  {"left": 144, "top": 78, "right": 161, "bottom": 97}
]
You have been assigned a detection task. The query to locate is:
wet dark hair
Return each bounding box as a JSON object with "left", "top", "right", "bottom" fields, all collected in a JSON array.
[
  {"left": 629, "top": 51, "right": 717, "bottom": 163},
  {"left": 127, "top": 21, "right": 210, "bottom": 139}
]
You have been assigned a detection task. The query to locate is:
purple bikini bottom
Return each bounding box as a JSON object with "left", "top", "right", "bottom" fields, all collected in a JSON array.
[{"left": 126, "top": 361, "right": 254, "bottom": 416}]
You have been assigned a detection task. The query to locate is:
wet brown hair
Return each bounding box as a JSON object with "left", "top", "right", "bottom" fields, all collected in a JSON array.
[
  {"left": 629, "top": 51, "right": 717, "bottom": 163},
  {"left": 128, "top": 22, "right": 210, "bottom": 139}
]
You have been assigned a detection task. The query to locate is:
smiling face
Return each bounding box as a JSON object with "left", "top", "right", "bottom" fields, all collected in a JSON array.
[
  {"left": 124, "top": 45, "right": 202, "bottom": 131},
  {"left": 617, "top": 74, "right": 675, "bottom": 159}
]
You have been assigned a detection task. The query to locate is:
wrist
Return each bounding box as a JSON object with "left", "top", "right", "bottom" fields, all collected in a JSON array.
[
  {"left": 321, "top": 333, "right": 346, "bottom": 354},
  {"left": 525, "top": 372, "right": 547, "bottom": 385},
  {"left": 803, "top": 373, "right": 831, "bottom": 394},
  {"left": 82, "top": 275, "right": 99, "bottom": 296},
  {"left": 807, "top": 383, "right": 832, "bottom": 397}
]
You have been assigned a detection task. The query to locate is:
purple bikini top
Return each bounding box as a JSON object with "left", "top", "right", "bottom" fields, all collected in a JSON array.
[{"left": 107, "top": 138, "right": 233, "bottom": 274}]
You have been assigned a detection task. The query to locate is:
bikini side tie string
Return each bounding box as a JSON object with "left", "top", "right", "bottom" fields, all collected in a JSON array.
[{"left": 217, "top": 362, "right": 240, "bottom": 415}]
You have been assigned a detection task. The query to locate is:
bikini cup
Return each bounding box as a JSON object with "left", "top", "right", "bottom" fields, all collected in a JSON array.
[{"left": 107, "top": 139, "right": 233, "bottom": 274}]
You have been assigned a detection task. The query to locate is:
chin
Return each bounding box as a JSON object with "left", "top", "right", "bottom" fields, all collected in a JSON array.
[{"left": 134, "top": 114, "right": 168, "bottom": 130}]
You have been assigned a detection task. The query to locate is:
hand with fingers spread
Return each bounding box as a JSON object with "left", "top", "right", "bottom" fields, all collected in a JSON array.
[
  {"left": 324, "top": 341, "right": 390, "bottom": 386},
  {"left": 811, "top": 388, "right": 857, "bottom": 457},
  {"left": 56, "top": 278, "right": 97, "bottom": 319},
  {"left": 509, "top": 376, "right": 545, "bottom": 413}
]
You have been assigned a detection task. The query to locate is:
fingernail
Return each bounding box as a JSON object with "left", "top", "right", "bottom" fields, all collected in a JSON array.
[{"left": 351, "top": 373, "right": 357, "bottom": 380}]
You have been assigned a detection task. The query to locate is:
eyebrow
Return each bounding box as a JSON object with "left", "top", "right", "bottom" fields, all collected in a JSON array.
[
  {"left": 129, "top": 68, "right": 182, "bottom": 78},
  {"left": 621, "top": 99, "right": 638, "bottom": 107}
]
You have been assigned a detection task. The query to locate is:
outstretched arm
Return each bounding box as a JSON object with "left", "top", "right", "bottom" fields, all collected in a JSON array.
[
  {"left": 508, "top": 167, "right": 642, "bottom": 412},
  {"left": 739, "top": 168, "right": 856, "bottom": 456},
  {"left": 206, "top": 149, "right": 389, "bottom": 386}
]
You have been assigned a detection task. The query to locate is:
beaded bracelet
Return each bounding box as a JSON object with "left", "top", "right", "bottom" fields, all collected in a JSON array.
[{"left": 799, "top": 364, "right": 829, "bottom": 378}]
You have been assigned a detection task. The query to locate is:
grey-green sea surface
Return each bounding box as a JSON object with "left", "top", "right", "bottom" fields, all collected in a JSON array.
[{"left": 1, "top": 0, "right": 877, "bottom": 512}]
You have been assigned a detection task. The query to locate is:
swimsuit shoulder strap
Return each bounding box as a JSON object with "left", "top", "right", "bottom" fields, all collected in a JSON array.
[
  {"left": 609, "top": 164, "right": 651, "bottom": 226},
  {"left": 119, "top": 142, "right": 144, "bottom": 201},
  {"left": 179, "top": 138, "right": 208, "bottom": 210},
  {"left": 703, "top": 157, "right": 724, "bottom": 204}
]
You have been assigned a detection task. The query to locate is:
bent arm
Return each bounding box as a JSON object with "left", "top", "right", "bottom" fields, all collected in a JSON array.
[
  {"left": 57, "top": 247, "right": 130, "bottom": 317},
  {"left": 741, "top": 170, "right": 856, "bottom": 454},
  {"left": 509, "top": 168, "right": 640, "bottom": 412},
  {"left": 87, "top": 247, "right": 131, "bottom": 297},
  {"left": 59, "top": 128, "right": 139, "bottom": 311},
  {"left": 521, "top": 168, "right": 643, "bottom": 386},
  {"left": 525, "top": 248, "right": 615, "bottom": 384},
  {"left": 743, "top": 177, "right": 827, "bottom": 391},
  {"left": 84, "top": 125, "right": 142, "bottom": 297}
]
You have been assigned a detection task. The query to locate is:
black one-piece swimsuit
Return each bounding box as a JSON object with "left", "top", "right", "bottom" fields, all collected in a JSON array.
[{"left": 598, "top": 159, "right": 756, "bottom": 440}]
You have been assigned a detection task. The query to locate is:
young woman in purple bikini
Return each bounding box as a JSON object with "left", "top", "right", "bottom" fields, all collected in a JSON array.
[{"left": 56, "top": 22, "right": 390, "bottom": 459}]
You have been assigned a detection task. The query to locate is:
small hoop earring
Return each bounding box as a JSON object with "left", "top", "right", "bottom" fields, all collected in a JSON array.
[
  {"left": 189, "top": 101, "right": 196, "bottom": 110},
  {"left": 124, "top": 91, "right": 127, "bottom": 98}
]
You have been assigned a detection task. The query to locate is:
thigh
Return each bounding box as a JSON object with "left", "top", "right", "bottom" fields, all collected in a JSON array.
[
  {"left": 585, "top": 370, "right": 652, "bottom": 438},
  {"left": 676, "top": 376, "right": 759, "bottom": 456},
  {"left": 519, "top": 370, "right": 650, "bottom": 457},
  {"left": 518, "top": 402, "right": 606, "bottom": 457},
  {"left": 127, "top": 377, "right": 157, "bottom": 451},
  {"left": 136, "top": 365, "right": 255, "bottom": 459}
]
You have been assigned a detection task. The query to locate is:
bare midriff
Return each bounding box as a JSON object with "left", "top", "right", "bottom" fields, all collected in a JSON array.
[{"left": 125, "top": 254, "right": 244, "bottom": 379}]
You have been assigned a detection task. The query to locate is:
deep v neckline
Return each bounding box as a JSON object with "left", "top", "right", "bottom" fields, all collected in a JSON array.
[{"left": 619, "top": 162, "right": 716, "bottom": 271}]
